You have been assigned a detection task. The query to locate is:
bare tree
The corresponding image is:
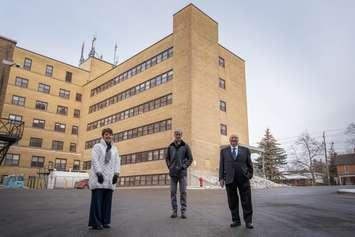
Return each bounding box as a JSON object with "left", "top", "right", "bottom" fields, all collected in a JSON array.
[
  {"left": 345, "top": 123, "right": 355, "bottom": 152},
  {"left": 291, "top": 132, "right": 323, "bottom": 185}
]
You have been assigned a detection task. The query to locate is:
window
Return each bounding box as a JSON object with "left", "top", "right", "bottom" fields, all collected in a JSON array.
[
  {"left": 23, "top": 58, "right": 32, "bottom": 70},
  {"left": 54, "top": 122, "right": 66, "bottom": 132},
  {"left": 30, "top": 137, "right": 42, "bottom": 148},
  {"left": 219, "top": 78, "right": 225, "bottom": 89},
  {"left": 83, "top": 161, "right": 91, "bottom": 170},
  {"left": 32, "top": 119, "right": 45, "bottom": 129},
  {"left": 9, "top": 114, "right": 22, "bottom": 122},
  {"left": 12, "top": 95, "right": 25, "bottom": 106},
  {"left": 72, "top": 125, "right": 79, "bottom": 135},
  {"left": 52, "top": 140, "right": 64, "bottom": 151},
  {"left": 73, "top": 160, "right": 80, "bottom": 170},
  {"left": 65, "top": 72, "right": 72, "bottom": 82},
  {"left": 219, "top": 56, "right": 225, "bottom": 68},
  {"left": 73, "top": 109, "right": 80, "bottom": 118},
  {"left": 4, "top": 154, "right": 20, "bottom": 166},
  {"left": 70, "top": 143, "right": 77, "bottom": 153},
  {"left": 57, "top": 105, "right": 68, "bottom": 115},
  {"left": 55, "top": 158, "right": 67, "bottom": 171},
  {"left": 35, "top": 101, "right": 48, "bottom": 111},
  {"left": 31, "top": 156, "right": 45, "bottom": 168},
  {"left": 45, "top": 65, "right": 53, "bottom": 77},
  {"left": 220, "top": 100, "right": 226, "bottom": 112},
  {"left": 15, "top": 77, "right": 28, "bottom": 88},
  {"left": 48, "top": 161, "right": 54, "bottom": 169},
  {"left": 38, "top": 83, "right": 50, "bottom": 94},
  {"left": 75, "top": 93, "right": 82, "bottom": 102},
  {"left": 59, "top": 89, "right": 70, "bottom": 99},
  {"left": 220, "top": 124, "right": 227, "bottom": 136}
]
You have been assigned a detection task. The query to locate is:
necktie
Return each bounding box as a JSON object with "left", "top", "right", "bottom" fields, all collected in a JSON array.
[{"left": 232, "top": 147, "right": 237, "bottom": 160}]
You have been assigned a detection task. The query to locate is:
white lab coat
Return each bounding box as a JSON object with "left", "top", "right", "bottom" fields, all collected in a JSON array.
[{"left": 89, "top": 138, "right": 121, "bottom": 190}]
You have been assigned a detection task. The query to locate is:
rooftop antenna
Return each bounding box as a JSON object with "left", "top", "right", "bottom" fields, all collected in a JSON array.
[
  {"left": 79, "top": 42, "right": 85, "bottom": 65},
  {"left": 88, "top": 34, "right": 97, "bottom": 57},
  {"left": 113, "top": 42, "right": 118, "bottom": 65}
]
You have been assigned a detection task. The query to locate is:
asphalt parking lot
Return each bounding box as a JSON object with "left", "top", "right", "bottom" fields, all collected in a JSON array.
[{"left": 0, "top": 186, "right": 354, "bottom": 237}]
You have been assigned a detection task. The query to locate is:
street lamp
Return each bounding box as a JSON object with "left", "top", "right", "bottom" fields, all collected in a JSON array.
[{"left": 2, "top": 59, "right": 20, "bottom": 67}]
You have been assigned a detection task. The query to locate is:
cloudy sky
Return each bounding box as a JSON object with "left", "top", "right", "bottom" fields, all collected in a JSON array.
[{"left": 1, "top": 0, "right": 354, "bottom": 153}]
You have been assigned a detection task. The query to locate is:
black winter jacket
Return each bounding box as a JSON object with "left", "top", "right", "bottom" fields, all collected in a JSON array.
[{"left": 166, "top": 140, "right": 193, "bottom": 177}]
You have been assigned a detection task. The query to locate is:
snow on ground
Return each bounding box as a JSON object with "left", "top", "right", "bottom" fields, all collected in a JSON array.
[{"left": 190, "top": 171, "right": 286, "bottom": 189}]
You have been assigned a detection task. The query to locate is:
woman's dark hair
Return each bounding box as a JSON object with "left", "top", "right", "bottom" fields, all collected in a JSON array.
[{"left": 101, "top": 128, "right": 113, "bottom": 136}]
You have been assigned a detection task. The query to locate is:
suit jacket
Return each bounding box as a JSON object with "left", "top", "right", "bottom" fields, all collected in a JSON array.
[{"left": 219, "top": 146, "right": 253, "bottom": 185}]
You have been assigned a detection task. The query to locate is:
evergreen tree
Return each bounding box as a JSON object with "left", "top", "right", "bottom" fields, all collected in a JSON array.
[{"left": 256, "top": 128, "right": 287, "bottom": 181}]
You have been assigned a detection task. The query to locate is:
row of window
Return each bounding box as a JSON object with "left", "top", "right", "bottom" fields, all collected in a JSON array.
[
  {"left": 11, "top": 96, "right": 80, "bottom": 117},
  {"left": 118, "top": 173, "right": 170, "bottom": 187},
  {"left": 91, "top": 47, "right": 173, "bottom": 97},
  {"left": 81, "top": 148, "right": 167, "bottom": 168},
  {"left": 29, "top": 138, "right": 77, "bottom": 152},
  {"left": 87, "top": 94, "right": 173, "bottom": 131},
  {"left": 89, "top": 70, "right": 173, "bottom": 114},
  {"left": 15, "top": 77, "right": 82, "bottom": 101},
  {"left": 121, "top": 148, "right": 167, "bottom": 165},
  {"left": 23, "top": 58, "right": 73, "bottom": 82},
  {"left": 218, "top": 56, "right": 227, "bottom": 135},
  {"left": 3, "top": 153, "right": 80, "bottom": 171},
  {"left": 85, "top": 119, "right": 172, "bottom": 149},
  {"left": 9, "top": 114, "right": 79, "bottom": 135}
]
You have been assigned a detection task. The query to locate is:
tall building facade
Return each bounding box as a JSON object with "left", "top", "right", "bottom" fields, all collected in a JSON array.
[{"left": 0, "top": 4, "right": 249, "bottom": 186}]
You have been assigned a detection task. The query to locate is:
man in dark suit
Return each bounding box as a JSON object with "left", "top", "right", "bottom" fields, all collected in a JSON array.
[{"left": 219, "top": 134, "right": 254, "bottom": 229}]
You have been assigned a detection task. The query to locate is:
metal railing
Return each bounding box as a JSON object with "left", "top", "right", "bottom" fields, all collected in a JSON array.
[{"left": 0, "top": 118, "right": 25, "bottom": 165}]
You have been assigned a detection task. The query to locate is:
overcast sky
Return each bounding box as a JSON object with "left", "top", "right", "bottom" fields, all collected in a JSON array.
[{"left": 1, "top": 0, "right": 354, "bottom": 153}]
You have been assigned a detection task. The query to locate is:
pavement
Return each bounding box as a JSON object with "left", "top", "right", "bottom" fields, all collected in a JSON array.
[{"left": 0, "top": 186, "right": 355, "bottom": 237}]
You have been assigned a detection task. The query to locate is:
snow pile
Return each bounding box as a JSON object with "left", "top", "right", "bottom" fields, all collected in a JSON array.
[
  {"left": 190, "top": 170, "right": 286, "bottom": 189},
  {"left": 250, "top": 176, "right": 286, "bottom": 189}
]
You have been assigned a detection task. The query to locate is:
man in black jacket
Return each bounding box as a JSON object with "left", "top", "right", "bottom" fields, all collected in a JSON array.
[
  {"left": 166, "top": 129, "right": 193, "bottom": 219},
  {"left": 219, "top": 134, "right": 254, "bottom": 229}
]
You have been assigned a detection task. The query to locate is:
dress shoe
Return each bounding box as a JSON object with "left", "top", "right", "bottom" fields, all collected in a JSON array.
[
  {"left": 92, "top": 225, "right": 103, "bottom": 230},
  {"left": 103, "top": 224, "right": 111, "bottom": 229},
  {"left": 246, "top": 223, "right": 254, "bottom": 229},
  {"left": 230, "top": 221, "right": 241, "bottom": 227},
  {"left": 181, "top": 211, "right": 187, "bottom": 219},
  {"left": 170, "top": 210, "right": 178, "bottom": 218}
]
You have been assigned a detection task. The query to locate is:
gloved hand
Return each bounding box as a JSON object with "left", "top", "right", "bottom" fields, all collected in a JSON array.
[
  {"left": 96, "top": 172, "right": 104, "bottom": 184},
  {"left": 112, "top": 174, "right": 119, "bottom": 184}
]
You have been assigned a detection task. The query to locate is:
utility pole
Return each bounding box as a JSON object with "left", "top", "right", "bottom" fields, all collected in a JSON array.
[{"left": 323, "top": 131, "right": 330, "bottom": 185}]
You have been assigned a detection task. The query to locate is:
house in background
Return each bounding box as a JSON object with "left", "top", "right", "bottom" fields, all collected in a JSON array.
[
  {"left": 279, "top": 171, "right": 324, "bottom": 186},
  {"left": 334, "top": 153, "right": 355, "bottom": 185}
]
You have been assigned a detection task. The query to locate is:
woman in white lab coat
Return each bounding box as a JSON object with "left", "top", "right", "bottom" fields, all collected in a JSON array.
[{"left": 88, "top": 128, "right": 121, "bottom": 230}]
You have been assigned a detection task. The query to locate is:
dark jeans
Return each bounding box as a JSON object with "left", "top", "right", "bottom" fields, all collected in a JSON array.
[
  {"left": 88, "top": 189, "right": 113, "bottom": 227},
  {"left": 170, "top": 174, "right": 187, "bottom": 211},
  {"left": 225, "top": 178, "right": 253, "bottom": 224}
]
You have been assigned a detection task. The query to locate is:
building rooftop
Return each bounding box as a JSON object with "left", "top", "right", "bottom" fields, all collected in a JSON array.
[
  {"left": 334, "top": 153, "right": 355, "bottom": 165},
  {"left": 0, "top": 35, "right": 17, "bottom": 44}
]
